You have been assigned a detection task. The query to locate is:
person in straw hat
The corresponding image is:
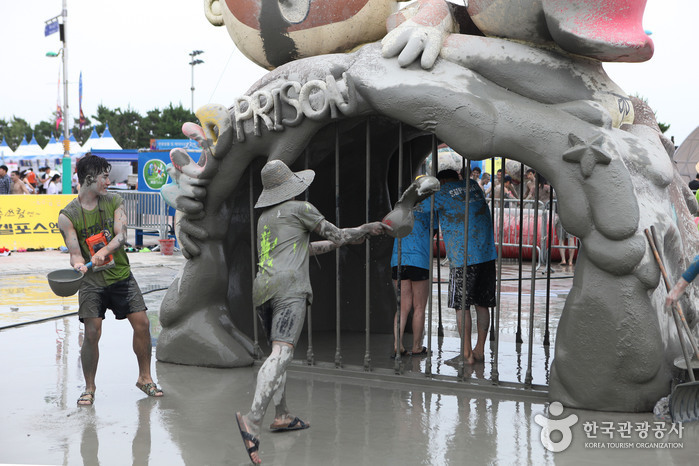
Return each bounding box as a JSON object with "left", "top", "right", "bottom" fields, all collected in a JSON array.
[{"left": 236, "top": 160, "right": 389, "bottom": 464}]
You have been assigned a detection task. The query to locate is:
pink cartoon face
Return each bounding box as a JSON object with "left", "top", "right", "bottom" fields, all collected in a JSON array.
[{"left": 466, "top": 0, "right": 653, "bottom": 62}]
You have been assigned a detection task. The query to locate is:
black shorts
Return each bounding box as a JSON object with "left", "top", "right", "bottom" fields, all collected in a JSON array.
[
  {"left": 391, "top": 265, "right": 429, "bottom": 281},
  {"left": 78, "top": 274, "right": 147, "bottom": 322},
  {"left": 448, "top": 260, "right": 496, "bottom": 309}
]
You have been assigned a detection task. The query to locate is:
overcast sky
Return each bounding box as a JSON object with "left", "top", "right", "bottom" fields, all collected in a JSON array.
[{"left": 1, "top": 0, "right": 697, "bottom": 147}]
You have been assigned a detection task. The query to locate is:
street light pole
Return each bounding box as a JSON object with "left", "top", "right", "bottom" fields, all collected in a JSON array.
[
  {"left": 61, "top": 0, "right": 71, "bottom": 194},
  {"left": 189, "top": 50, "right": 204, "bottom": 113}
]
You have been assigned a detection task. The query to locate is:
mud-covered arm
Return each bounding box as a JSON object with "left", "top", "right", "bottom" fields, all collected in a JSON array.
[
  {"left": 313, "top": 219, "right": 388, "bottom": 248},
  {"left": 309, "top": 240, "right": 341, "bottom": 256},
  {"left": 665, "top": 255, "right": 699, "bottom": 307},
  {"left": 666, "top": 278, "right": 689, "bottom": 308},
  {"left": 58, "top": 213, "right": 88, "bottom": 273},
  {"left": 381, "top": 0, "right": 459, "bottom": 69}
]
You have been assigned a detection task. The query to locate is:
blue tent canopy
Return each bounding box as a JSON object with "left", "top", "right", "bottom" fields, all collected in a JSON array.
[{"left": 89, "top": 149, "right": 140, "bottom": 162}]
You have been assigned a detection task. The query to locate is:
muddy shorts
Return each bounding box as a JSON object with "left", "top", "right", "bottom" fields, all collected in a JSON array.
[
  {"left": 391, "top": 265, "right": 429, "bottom": 281},
  {"left": 257, "top": 295, "right": 307, "bottom": 346},
  {"left": 448, "top": 260, "right": 496, "bottom": 309},
  {"left": 78, "top": 273, "right": 147, "bottom": 322}
]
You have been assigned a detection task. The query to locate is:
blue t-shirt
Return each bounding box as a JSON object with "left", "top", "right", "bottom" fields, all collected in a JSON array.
[
  {"left": 433, "top": 178, "right": 497, "bottom": 267},
  {"left": 682, "top": 255, "right": 699, "bottom": 283},
  {"left": 391, "top": 199, "right": 437, "bottom": 269}
]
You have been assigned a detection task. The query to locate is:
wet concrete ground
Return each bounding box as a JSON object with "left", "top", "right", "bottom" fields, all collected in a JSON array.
[{"left": 1, "top": 248, "right": 697, "bottom": 465}]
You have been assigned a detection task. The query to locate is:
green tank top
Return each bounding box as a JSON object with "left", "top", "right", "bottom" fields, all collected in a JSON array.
[{"left": 60, "top": 193, "right": 131, "bottom": 286}]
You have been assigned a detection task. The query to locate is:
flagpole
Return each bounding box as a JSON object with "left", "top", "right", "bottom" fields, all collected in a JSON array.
[{"left": 61, "top": 0, "right": 71, "bottom": 195}]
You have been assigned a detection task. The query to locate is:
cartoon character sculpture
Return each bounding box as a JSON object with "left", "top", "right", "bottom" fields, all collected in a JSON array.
[{"left": 158, "top": 0, "right": 699, "bottom": 412}]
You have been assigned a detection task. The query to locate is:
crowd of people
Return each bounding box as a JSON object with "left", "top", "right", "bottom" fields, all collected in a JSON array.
[{"left": 0, "top": 165, "right": 79, "bottom": 195}]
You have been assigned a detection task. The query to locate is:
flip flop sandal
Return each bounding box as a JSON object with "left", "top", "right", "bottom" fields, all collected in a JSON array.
[
  {"left": 410, "top": 346, "right": 428, "bottom": 356},
  {"left": 136, "top": 382, "right": 164, "bottom": 397},
  {"left": 236, "top": 412, "right": 261, "bottom": 464},
  {"left": 77, "top": 391, "right": 95, "bottom": 406},
  {"left": 270, "top": 416, "right": 310, "bottom": 432}
]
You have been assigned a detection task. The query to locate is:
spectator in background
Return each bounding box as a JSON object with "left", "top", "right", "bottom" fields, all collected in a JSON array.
[
  {"left": 524, "top": 168, "right": 537, "bottom": 200},
  {"left": 47, "top": 174, "right": 62, "bottom": 195},
  {"left": 72, "top": 170, "right": 80, "bottom": 193},
  {"left": 479, "top": 172, "right": 491, "bottom": 192},
  {"left": 470, "top": 166, "right": 481, "bottom": 182},
  {"left": 10, "top": 171, "right": 30, "bottom": 194},
  {"left": 489, "top": 169, "right": 503, "bottom": 194},
  {"left": 38, "top": 167, "right": 51, "bottom": 194},
  {"left": 43, "top": 168, "right": 54, "bottom": 193},
  {"left": 487, "top": 174, "right": 518, "bottom": 206},
  {"left": 0, "top": 165, "right": 10, "bottom": 194},
  {"left": 22, "top": 171, "right": 37, "bottom": 194},
  {"left": 536, "top": 175, "right": 552, "bottom": 206},
  {"left": 24, "top": 168, "right": 37, "bottom": 192},
  {"left": 689, "top": 174, "right": 699, "bottom": 191}
]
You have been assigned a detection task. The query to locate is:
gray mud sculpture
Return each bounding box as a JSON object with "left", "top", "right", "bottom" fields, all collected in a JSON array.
[{"left": 157, "top": 0, "right": 699, "bottom": 412}]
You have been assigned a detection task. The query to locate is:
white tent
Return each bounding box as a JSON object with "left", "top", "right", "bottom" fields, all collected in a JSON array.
[
  {"left": 11, "top": 135, "right": 46, "bottom": 170},
  {"left": 43, "top": 134, "right": 64, "bottom": 157},
  {"left": 80, "top": 127, "right": 101, "bottom": 152},
  {"left": 11, "top": 135, "right": 34, "bottom": 158},
  {"left": 0, "top": 136, "right": 15, "bottom": 162},
  {"left": 89, "top": 124, "right": 122, "bottom": 150}
]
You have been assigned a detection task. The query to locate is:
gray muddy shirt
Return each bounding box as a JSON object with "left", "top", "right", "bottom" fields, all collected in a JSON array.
[{"left": 252, "top": 200, "right": 325, "bottom": 306}]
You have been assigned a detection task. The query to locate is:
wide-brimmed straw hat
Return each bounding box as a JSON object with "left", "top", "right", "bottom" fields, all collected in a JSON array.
[{"left": 255, "top": 160, "right": 315, "bottom": 208}]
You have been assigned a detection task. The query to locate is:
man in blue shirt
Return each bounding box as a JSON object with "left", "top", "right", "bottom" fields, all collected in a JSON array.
[
  {"left": 434, "top": 169, "right": 497, "bottom": 364},
  {"left": 0, "top": 165, "right": 11, "bottom": 195}
]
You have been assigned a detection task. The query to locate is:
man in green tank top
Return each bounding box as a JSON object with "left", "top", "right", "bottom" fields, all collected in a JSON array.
[{"left": 58, "top": 154, "right": 163, "bottom": 406}]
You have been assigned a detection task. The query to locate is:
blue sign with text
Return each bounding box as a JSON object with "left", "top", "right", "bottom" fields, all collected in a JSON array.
[{"left": 44, "top": 20, "right": 59, "bottom": 36}]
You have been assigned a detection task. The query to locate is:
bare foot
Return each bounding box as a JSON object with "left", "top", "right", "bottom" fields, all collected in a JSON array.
[
  {"left": 236, "top": 413, "right": 261, "bottom": 464},
  {"left": 472, "top": 350, "right": 485, "bottom": 362},
  {"left": 445, "top": 354, "right": 475, "bottom": 366}
]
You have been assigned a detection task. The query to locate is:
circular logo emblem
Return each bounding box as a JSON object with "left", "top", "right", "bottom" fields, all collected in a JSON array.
[{"left": 142, "top": 159, "right": 168, "bottom": 190}]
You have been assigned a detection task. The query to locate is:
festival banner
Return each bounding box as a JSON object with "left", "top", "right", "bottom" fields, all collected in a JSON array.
[
  {"left": 56, "top": 69, "right": 63, "bottom": 131},
  {"left": 79, "top": 71, "right": 86, "bottom": 129},
  {"left": 0, "top": 195, "right": 76, "bottom": 250}
]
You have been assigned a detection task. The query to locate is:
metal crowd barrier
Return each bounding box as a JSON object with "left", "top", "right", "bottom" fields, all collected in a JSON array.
[{"left": 109, "top": 189, "right": 170, "bottom": 242}]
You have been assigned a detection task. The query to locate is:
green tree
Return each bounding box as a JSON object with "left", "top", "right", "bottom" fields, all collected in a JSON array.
[
  {"left": 157, "top": 104, "right": 196, "bottom": 139},
  {"left": 4, "top": 103, "right": 201, "bottom": 151},
  {"left": 0, "top": 118, "right": 8, "bottom": 144},
  {"left": 72, "top": 116, "right": 93, "bottom": 146},
  {"left": 4, "top": 117, "right": 32, "bottom": 150},
  {"left": 91, "top": 105, "right": 149, "bottom": 149},
  {"left": 140, "top": 104, "right": 196, "bottom": 145},
  {"left": 34, "top": 121, "right": 56, "bottom": 147}
]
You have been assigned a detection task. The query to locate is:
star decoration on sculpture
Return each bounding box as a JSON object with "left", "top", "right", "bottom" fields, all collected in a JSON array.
[{"left": 562, "top": 134, "right": 613, "bottom": 178}]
